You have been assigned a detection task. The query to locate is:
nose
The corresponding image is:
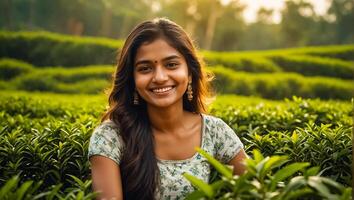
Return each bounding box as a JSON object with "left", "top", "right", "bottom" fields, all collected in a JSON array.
[{"left": 152, "top": 66, "right": 168, "bottom": 83}]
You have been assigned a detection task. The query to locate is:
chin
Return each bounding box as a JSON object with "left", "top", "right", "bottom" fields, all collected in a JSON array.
[{"left": 148, "top": 99, "right": 181, "bottom": 109}]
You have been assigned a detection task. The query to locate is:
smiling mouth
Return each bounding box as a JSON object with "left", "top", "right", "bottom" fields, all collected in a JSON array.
[{"left": 151, "top": 86, "right": 174, "bottom": 93}]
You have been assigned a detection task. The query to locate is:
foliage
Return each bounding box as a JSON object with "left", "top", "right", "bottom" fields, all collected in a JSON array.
[
  {"left": 0, "top": 175, "right": 97, "bottom": 200},
  {"left": 4, "top": 64, "right": 113, "bottom": 94},
  {"left": 202, "top": 44, "right": 354, "bottom": 78},
  {"left": 211, "top": 65, "right": 354, "bottom": 100},
  {"left": 0, "top": 0, "right": 353, "bottom": 50},
  {"left": 1, "top": 30, "right": 353, "bottom": 73},
  {"left": 183, "top": 149, "right": 352, "bottom": 200},
  {"left": 1, "top": 55, "right": 352, "bottom": 99},
  {"left": 0, "top": 92, "right": 351, "bottom": 197},
  {"left": 0, "top": 31, "right": 122, "bottom": 67},
  {"left": 269, "top": 55, "right": 354, "bottom": 79},
  {"left": 203, "top": 54, "right": 281, "bottom": 73},
  {"left": 0, "top": 58, "right": 34, "bottom": 80}
]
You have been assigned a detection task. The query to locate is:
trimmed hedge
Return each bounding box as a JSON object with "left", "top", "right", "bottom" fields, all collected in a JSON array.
[
  {"left": 1, "top": 31, "right": 353, "bottom": 80},
  {"left": 268, "top": 55, "right": 354, "bottom": 79},
  {"left": 294, "top": 45, "right": 354, "bottom": 61},
  {"left": 13, "top": 73, "right": 110, "bottom": 94},
  {"left": 0, "top": 60, "right": 351, "bottom": 99},
  {"left": 203, "top": 53, "right": 282, "bottom": 73},
  {"left": 210, "top": 65, "right": 354, "bottom": 100},
  {"left": 0, "top": 58, "right": 34, "bottom": 80},
  {"left": 0, "top": 31, "right": 123, "bottom": 67},
  {"left": 0, "top": 64, "right": 113, "bottom": 94}
]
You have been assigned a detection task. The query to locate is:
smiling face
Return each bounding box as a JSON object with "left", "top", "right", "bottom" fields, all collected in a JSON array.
[{"left": 133, "top": 38, "right": 190, "bottom": 109}]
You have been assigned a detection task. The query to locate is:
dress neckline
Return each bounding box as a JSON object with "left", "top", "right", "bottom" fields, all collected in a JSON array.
[{"left": 157, "top": 113, "right": 206, "bottom": 164}]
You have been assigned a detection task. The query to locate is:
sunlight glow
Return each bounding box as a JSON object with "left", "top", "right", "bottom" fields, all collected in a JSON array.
[{"left": 239, "top": 0, "right": 330, "bottom": 24}]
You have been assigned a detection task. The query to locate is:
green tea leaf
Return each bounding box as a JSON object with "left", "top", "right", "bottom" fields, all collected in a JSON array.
[
  {"left": 196, "top": 147, "right": 233, "bottom": 179},
  {"left": 183, "top": 172, "right": 214, "bottom": 198},
  {"left": 272, "top": 163, "right": 310, "bottom": 190}
]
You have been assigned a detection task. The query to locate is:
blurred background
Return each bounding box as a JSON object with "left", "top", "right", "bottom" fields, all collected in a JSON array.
[
  {"left": 1, "top": 0, "right": 353, "bottom": 51},
  {"left": 0, "top": 0, "right": 353, "bottom": 100}
]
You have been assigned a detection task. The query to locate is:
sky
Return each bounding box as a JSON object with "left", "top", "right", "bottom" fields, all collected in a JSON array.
[{"left": 228, "top": 0, "right": 331, "bottom": 23}]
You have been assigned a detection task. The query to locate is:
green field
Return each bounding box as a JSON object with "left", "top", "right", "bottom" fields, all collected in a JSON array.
[{"left": 0, "top": 31, "right": 353, "bottom": 199}]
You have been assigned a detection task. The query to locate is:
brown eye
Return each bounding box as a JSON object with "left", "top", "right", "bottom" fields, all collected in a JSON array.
[
  {"left": 166, "top": 62, "right": 178, "bottom": 68},
  {"left": 137, "top": 66, "right": 152, "bottom": 73}
]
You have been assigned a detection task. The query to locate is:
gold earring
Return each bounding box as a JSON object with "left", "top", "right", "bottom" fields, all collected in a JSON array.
[
  {"left": 133, "top": 91, "right": 139, "bottom": 105},
  {"left": 187, "top": 79, "right": 193, "bottom": 101}
]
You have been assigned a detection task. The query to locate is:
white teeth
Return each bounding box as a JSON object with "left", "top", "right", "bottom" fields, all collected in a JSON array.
[{"left": 152, "top": 86, "right": 173, "bottom": 93}]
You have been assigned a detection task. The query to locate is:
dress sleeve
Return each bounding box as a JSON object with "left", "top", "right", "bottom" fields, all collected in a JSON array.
[
  {"left": 88, "top": 121, "right": 124, "bottom": 165},
  {"left": 214, "top": 118, "right": 244, "bottom": 164}
]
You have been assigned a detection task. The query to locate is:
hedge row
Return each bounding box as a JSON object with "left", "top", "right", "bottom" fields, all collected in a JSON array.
[
  {"left": 210, "top": 66, "right": 354, "bottom": 100},
  {"left": 202, "top": 53, "right": 282, "bottom": 73},
  {"left": 268, "top": 55, "right": 354, "bottom": 79},
  {"left": 0, "top": 58, "right": 34, "bottom": 80},
  {"left": 1, "top": 60, "right": 352, "bottom": 99},
  {"left": 0, "top": 31, "right": 122, "bottom": 67},
  {"left": 0, "top": 60, "right": 113, "bottom": 94},
  {"left": 202, "top": 52, "right": 354, "bottom": 79},
  {"left": 1, "top": 31, "right": 353, "bottom": 79},
  {"left": 0, "top": 93, "right": 351, "bottom": 194}
]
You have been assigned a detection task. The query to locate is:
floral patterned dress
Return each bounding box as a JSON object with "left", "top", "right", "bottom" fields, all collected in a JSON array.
[{"left": 88, "top": 114, "right": 244, "bottom": 200}]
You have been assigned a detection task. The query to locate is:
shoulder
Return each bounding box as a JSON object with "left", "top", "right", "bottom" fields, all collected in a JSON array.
[
  {"left": 88, "top": 120, "right": 124, "bottom": 165},
  {"left": 90, "top": 120, "right": 121, "bottom": 142},
  {"left": 202, "top": 113, "right": 237, "bottom": 141},
  {"left": 202, "top": 114, "right": 229, "bottom": 131},
  {"left": 95, "top": 120, "right": 120, "bottom": 133},
  {"left": 96, "top": 120, "right": 119, "bottom": 131},
  {"left": 201, "top": 114, "right": 244, "bottom": 164}
]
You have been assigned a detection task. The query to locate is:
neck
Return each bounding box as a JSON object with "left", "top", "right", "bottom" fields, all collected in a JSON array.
[{"left": 147, "top": 104, "right": 186, "bottom": 134}]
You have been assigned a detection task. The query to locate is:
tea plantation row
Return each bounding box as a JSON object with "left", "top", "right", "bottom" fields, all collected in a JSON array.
[
  {"left": 1, "top": 58, "right": 353, "bottom": 100},
  {"left": 0, "top": 91, "right": 352, "bottom": 199},
  {"left": 1, "top": 31, "right": 353, "bottom": 79}
]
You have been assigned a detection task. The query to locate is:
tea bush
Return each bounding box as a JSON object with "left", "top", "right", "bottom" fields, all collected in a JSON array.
[
  {"left": 0, "top": 92, "right": 351, "bottom": 198},
  {"left": 294, "top": 45, "right": 354, "bottom": 61},
  {"left": 0, "top": 58, "right": 34, "bottom": 80},
  {"left": 1, "top": 60, "right": 352, "bottom": 99},
  {"left": 0, "top": 31, "right": 123, "bottom": 67},
  {"left": 268, "top": 55, "right": 354, "bottom": 79},
  {"left": 1, "top": 31, "right": 353, "bottom": 79},
  {"left": 211, "top": 65, "right": 354, "bottom": 100},
  {"left": 184, "top": 149, "right": 352, "bottom": 200},
  {"left": 0, "top": 175, "right": 97, "bottom": 200},
  {"left": 9, "top": 66, "right": 113, "bottom": 94},
  {"left": 203, "top": 53, "right": 281, "bottom": 73},
  {"left": 202, "top": 45, "right": 354, "bottom": 78}
]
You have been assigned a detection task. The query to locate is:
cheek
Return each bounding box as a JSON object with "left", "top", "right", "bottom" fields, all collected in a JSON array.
[{"left": 134, "top": 75, "right": 147, "bottom": 91}]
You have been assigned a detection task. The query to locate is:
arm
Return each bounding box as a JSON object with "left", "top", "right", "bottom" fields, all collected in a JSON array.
[
  {"left": 90, "top": 155, "right": 123, "bottom": 200},
  {"left": 228, "top": 149, "right": 248, "bottom": 175}
]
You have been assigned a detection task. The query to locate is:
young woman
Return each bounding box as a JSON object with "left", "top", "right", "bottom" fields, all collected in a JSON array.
[{"left": 88, "top": 18, "right": 247, "bottom": 200}]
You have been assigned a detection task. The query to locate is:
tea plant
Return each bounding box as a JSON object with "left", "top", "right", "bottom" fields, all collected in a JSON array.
[
  {"left": 183, "top": 148, "right": 352, "bottom": 200},
  {"left": 0, "top": 92, "right": 351, "bottom": 196},
  {"left": 0, "top": 175, "right": 97, "bottom": 200}
]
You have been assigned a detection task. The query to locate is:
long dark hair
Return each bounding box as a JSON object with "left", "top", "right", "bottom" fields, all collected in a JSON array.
[{"left": 102, "top": 18, "right": 213, "bottom": 199}]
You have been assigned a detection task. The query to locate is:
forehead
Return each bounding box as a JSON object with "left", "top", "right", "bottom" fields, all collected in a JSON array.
[{"left": 134, "top": 39, "right": 183, "bottom": 62}]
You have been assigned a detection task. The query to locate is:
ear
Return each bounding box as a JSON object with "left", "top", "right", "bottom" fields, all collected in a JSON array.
[{"left": 188, "top": 75, "right": 192, "bottom": 82}]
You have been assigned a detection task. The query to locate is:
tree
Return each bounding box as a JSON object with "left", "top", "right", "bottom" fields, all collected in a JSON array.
[
  {"left": 328, "top": 0, "right": 354, "bottom": 43},
  {"left": 280, "top": 0, "right": 317, "bottom": 47},
  {"left": 239, "top": 8, "right": 282, "bottom": 50},
  {"left": 211, "top": 0, "right": 246, "bottom": 50}
]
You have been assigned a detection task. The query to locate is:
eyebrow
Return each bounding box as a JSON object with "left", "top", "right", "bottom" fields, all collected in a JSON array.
[{"left": 135, "top": 55, "right": 181, "bottom": 66}]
